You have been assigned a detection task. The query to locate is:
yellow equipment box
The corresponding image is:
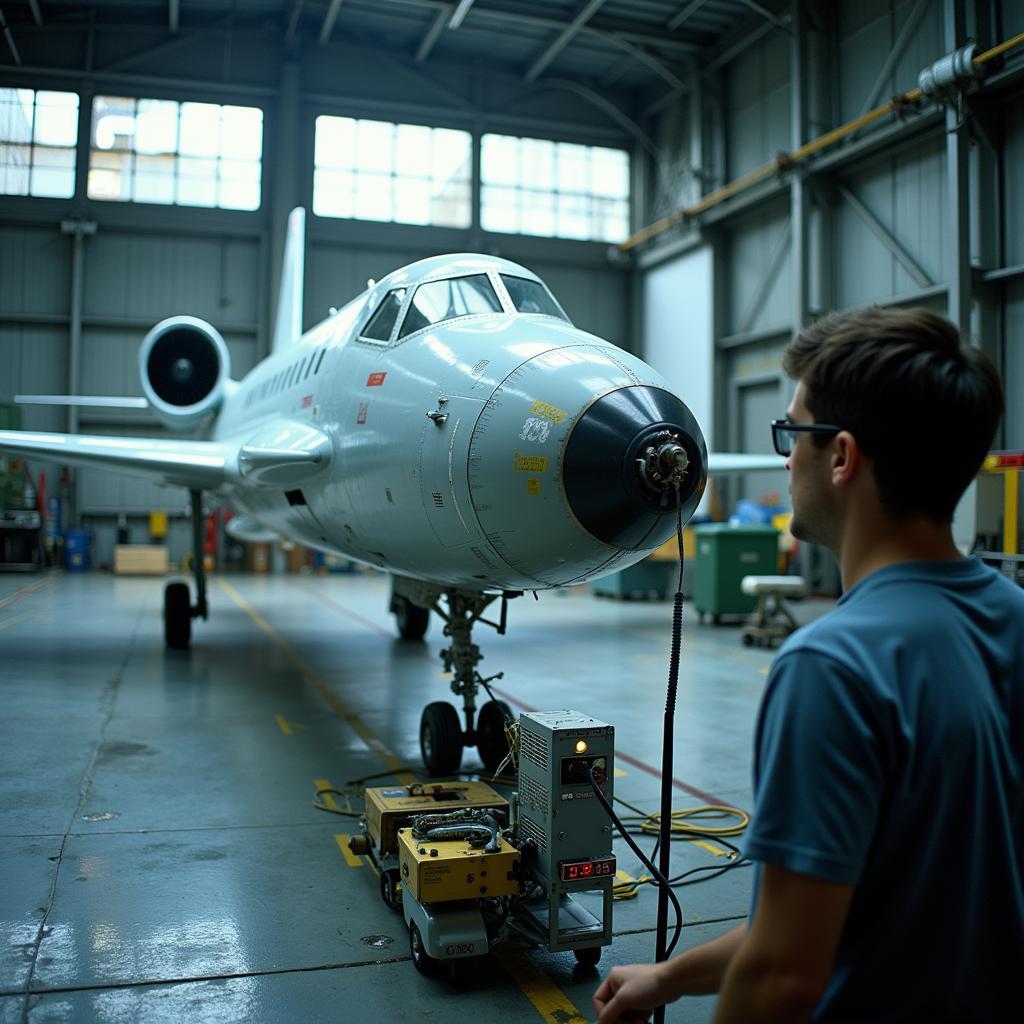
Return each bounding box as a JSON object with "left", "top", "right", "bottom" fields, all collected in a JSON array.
[
  {"left": 365, "top": 782, "right": 509, "bottom": 856},
  {"left": 397, "top": 828, "right": 520, "bottom": 904}
]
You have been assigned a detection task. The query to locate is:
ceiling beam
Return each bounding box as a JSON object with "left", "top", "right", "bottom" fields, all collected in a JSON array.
[
  {"left": 524, "top": 0, "right": 606, "bottom": 82},
  {"left": 415, "top": 8, "right": 447, "bottom": 62},
  {"left": 667, "top": 0, "right": 709, "bottom": 33},
  {"left": 99, "top": 13, "right": 234, "bottom": 73},
  {"left": 27, "top": 0, "right": 43, "bottom": 26},
  {"left": 0, "top": 7, "right": 22, "bottom": 65},
  {"left": 369, "top": 0, "right": 698, "bottom": 55},
  {"left": 607, "top": 34, "right": 685, "bottom": 91},
  {"left": 286, "top": 0, "right": 304, "bottom": 44},
  {"left": 737, "top": 0, "right": 789, "bottom": 31},
  {"left": 447, "top": 0, "right": 475, "bottom": 30},
  {"left": 169, "top": 0, "right": 179, "bottom": 33},
  {"left": 319, "top": 0, "right": 344, "bottom": 43}
]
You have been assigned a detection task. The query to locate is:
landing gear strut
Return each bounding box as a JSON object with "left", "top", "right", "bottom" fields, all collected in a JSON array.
[
  {"left": 163, "top": 489, "right": 209, "bottom": 650},
  {"left": 417, "top": 588, "right": 518, "bottom": 776}
]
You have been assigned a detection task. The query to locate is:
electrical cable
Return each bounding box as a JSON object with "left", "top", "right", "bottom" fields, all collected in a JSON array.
[
  {"left": 588, "top": 764, "right": 684, "bottom": 957},
  {"left": 654, "top": 493, "right": 687, "bottom": 981},
  {"left": 312, "top": 786, "right": 362, "bottom": 817}
]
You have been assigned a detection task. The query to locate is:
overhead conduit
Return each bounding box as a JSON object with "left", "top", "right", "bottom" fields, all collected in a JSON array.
[{"left": 618, "top": 32, "right": 1024, "bottom": 253}]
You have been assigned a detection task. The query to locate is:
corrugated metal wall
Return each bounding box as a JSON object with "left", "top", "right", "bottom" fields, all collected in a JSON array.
[{"left": 640, "top": 0, "right": 1023, "bottom": 545}]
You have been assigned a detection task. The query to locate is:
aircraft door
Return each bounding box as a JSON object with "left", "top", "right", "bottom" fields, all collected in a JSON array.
[{"left": 419, "top": 395, "right": 484, "bottom": 548}]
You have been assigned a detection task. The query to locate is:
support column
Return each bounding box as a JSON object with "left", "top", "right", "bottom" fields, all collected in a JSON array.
[
  {"left": 688, "top": 59, "right": 703, "bottom": 206},
  {"left": 944, "top": 0, "right": 971, "bottom": 340},
  {"left": 268, "top": 58, "right": 303, "bottom": 356},
  {"left": 59, "top": 218, "right": 97, "bottom": 432},
  {"left": 790, "top": 0, "right": 809, "bottom": 331}
]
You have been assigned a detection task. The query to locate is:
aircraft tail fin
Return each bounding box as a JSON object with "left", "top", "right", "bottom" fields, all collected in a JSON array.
[{"left": 271, "top": 207, "right": 306, "bottom": 353}]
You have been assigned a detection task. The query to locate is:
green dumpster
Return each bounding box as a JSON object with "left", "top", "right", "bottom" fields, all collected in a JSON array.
[{"left": 693, "top": 524, "right": 779, "bottom": 623}]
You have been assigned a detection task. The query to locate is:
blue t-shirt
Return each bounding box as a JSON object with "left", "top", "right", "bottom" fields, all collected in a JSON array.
[{"left": 744, "top": 557, "right": 1024, "bottom": 1022}]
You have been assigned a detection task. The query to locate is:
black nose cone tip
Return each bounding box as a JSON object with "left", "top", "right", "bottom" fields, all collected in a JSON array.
[{"left": 563, "top": 386, "right": 708, "bottom": 550}]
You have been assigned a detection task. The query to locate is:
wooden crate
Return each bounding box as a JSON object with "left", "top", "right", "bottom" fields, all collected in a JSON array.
[{"left": 114, "top": 545, "right": 168, "bottom": 576}]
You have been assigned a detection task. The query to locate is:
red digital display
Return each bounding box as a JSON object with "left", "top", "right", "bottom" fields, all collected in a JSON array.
[{"left": 559, "top": 857, "right": 616, "bottom": 882}]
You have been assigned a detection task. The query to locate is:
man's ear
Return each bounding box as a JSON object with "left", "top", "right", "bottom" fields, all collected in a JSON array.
[{"left": 831, "top": 431, "right": 862, "bottom": 487}]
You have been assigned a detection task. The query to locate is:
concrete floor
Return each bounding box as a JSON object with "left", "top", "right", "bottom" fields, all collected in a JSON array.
[{"left": 0, "top": 568, "right": 833, "bottom": 1023}]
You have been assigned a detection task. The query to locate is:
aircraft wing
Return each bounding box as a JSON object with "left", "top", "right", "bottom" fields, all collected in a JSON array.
[
  {"left": 0, "top": 430, "right": 235, "bottom": 490},
  {"left": 708, "top": 452, "right": 786, "bottom": 473}
]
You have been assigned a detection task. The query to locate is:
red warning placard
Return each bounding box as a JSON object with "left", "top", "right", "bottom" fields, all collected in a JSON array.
[{"left": 367, "top": 372, "right": 387, "bottom": 387}]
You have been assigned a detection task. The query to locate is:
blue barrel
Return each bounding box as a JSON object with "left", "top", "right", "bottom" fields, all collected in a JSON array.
[{"left": 65, "top": 529, "right": 90, "bottom": 572}]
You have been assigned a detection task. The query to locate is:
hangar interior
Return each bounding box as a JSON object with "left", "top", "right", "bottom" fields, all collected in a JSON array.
[{"left": 1, "top": 2, "right": 1022, "bottom": 1022}]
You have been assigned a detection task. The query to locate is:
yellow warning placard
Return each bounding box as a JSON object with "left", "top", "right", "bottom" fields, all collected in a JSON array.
[
  {"left": 527, "top": 478, "right": 541, "bottom": 494},
  {"left": 514, "top": 452, "right": 549, "bottom": 473},
  {"left": 530, "top": 400, "right": 567, "bottom": 424}
]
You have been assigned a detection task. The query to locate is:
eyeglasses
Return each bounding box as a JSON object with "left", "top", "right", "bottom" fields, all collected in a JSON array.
[{"left": 770, "top": 419, "right": 844, "bottom": 457}]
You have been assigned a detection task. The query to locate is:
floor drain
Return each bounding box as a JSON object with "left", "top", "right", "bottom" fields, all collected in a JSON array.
[
  {"left": 361, "top": 935, "right": 394, "bottom": 948},
  {"left": 80, "top": 812, "right": 120, "bottom": 822}
]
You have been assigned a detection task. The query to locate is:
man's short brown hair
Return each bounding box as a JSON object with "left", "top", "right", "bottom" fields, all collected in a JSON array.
[{"left": 783, "top": 306, "right": 1003, "bottom": 522}]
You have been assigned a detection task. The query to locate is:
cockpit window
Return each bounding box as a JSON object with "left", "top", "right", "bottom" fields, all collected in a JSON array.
[
  {"left": 398, "top": 274, "right": 502, "bottom": 339},
  {"left": 500, "top": 275, "right": 569, "bottom": 321},
  {"left": 361, "top": 288, "right": 407, "bottom": 342}
]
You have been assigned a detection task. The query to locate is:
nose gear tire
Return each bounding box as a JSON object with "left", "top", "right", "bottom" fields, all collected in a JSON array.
[{"left": 420, "top": 701, "right": 463, "bottom": 776}]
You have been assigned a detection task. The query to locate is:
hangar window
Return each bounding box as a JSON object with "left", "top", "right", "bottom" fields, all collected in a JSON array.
[
  {"left": 481, "top": 134, "right": 629, "bottom": 242},
  {"left": 313, "top": 116, "right": 470, "bottom": 228},
  {"left": 0, "top": 88, "right": 79, "bottom": 198},
  {"left": 88, "top": 96, "right": 262, "bottom": 209},
  {"left": 398, "top": 274, "right": 501, "bottom": 340}
]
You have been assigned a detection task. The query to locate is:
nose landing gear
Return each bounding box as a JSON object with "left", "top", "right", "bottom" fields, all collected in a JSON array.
[
  {"left": 163, "top": 489, "right": 209, "bottom": 649},
  {"left": 392, "top": 583, "right": 519, "bottom": 776}
]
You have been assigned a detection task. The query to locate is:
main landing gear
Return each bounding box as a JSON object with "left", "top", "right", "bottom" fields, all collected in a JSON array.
[
  {"left": 391, "top": 581, "right": 519, "bottom": 777},
  {"left": 163, "top": 489, "right": 209, "bottom": 650}
]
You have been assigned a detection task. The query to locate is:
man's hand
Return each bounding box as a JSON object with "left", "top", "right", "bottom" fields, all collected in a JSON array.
[{"left": 592, "top": 963, "right": 671, "bottom": 1023}]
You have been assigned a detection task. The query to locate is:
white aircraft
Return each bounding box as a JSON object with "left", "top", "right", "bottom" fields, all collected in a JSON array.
[{"left": 1, "top": 208, "right": 783, "bottom": 773}]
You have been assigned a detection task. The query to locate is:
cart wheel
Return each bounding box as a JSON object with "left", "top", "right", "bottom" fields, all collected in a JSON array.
[
  {"left": 409, "top": 920, "right": 441, "bottom": 975},
  {"left": 380, "top": 868, "right": 402, "bottom": 911},
  {"left": 476, "top": 699, "right": 513, "bottom": 773},
  {"left": 573, "top": 946, "right": 601, "bottom": 968},
  {"left": 742, "top": 633, "right": 754, "bottom": 647},
  {"left": 393, "top": 595, "right": 429, "bottom": 640},
  {"left": 420, "top": 701, "right": 463, "bottom": 776}
]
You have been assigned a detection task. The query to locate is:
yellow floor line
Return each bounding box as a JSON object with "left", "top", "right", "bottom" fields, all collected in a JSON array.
[
  {"left": 694, "top": 839, "right": 730, "bottom": 858},
  {"left": 0, "top": 573, "right": 55, "bottom": 612},
  {"left": 613, "top": 767, "right": 628, "bottom": 778},
  {"left": 275, "top": 713, "right": 293, "bottom": 736},
  {"left": 218, "top": 578, "right": 416, "bottom": 784},
  {"left": 494, "top": 946, "right": 588, "bottom": 1024},
  {"left": 335, "top": 834, "right": 364, "bottom": 868},
  {"left": 0, "top": 610, "right": 33, "bottom": 632},
  {"left": 314, "top": 777, "right": 339, "bottom": 811}
]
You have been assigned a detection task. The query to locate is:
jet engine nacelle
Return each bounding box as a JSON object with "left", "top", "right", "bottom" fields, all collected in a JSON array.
[{"left": 139, "top": 316, "right": 231, "bottom": 429}]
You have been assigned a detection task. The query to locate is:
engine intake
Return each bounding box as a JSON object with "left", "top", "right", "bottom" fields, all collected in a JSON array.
[{"left": 139, "top": 316, "right": 231, "bottom": 428}]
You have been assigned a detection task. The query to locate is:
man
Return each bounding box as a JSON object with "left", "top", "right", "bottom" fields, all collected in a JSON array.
[{"left": 594, "top": 307, "right": 1023, "bottom": 1023}]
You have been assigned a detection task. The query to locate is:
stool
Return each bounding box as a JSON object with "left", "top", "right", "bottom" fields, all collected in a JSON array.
[{"left": 739, "top": 575, "right": 807, "bottom": 648}]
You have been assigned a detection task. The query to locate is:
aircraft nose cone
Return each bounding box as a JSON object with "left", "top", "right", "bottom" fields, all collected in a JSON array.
[{"left": 563, "top": 386, "right": 707, "bottom": 549}]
